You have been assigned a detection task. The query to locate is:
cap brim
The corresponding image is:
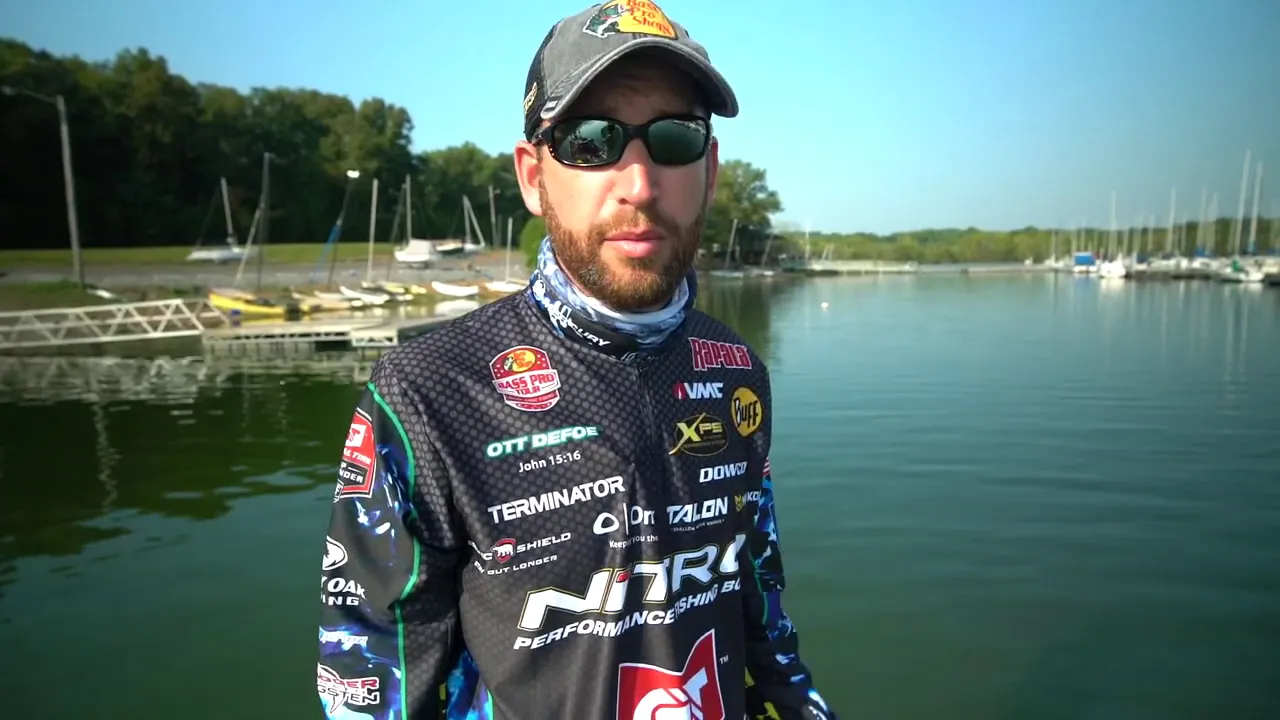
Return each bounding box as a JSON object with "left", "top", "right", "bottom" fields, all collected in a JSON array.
[{"left": 540, "top": 39, "right": 738, "bottom": 125}]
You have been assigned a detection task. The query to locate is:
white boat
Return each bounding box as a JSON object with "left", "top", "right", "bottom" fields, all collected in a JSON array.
[
  {"left": 708, "top": 269, "right": 746, "bottom": 279},
  {"left": 1097, "top": 259, "right": 1127, "bottom": 279},
  {"left": 339, "top": 285, "right": 390, "bottom": 305},
  {"left": 187, "top": 177, "right": 257, "bottom": 263},
  {"left": 431, "top": 281, "right": 480, "bottom": 298},
  {"left": 394, "top": 238, "right": 442, "bottom": 266},
  {"left": 484, "top": 280, "right": 525, "bottom": 294}
]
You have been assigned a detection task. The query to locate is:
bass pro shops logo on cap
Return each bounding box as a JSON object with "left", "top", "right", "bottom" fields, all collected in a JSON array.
[
  {"left": 490, "top": 345, "right": 562, "bottom": 412},
  {"left": 583, "top": 0, "right": 676, "bottom": 39}
]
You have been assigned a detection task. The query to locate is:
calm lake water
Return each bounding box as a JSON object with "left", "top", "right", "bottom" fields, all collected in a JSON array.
[{"left": 2, "top": 274, "right": 1278, "bottom": 719}]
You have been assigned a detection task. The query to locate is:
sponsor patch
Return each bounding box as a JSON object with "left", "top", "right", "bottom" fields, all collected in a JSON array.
[
  {"left": 669, "top": 413, "right": 728, "bottom": 457},
  {"left": 689, "top": 337, "right": 752, "bottom": 372},
  {"left": 317, "top": 664, "right": 380, "bottom": 714},
  {"left": 334, "top": 409, "right": 376, "bottom": 501},
  {"left": 731, "top": 387, "right": 763, "bottom": 437},
  {"left": 485, "top": 425, "right": 599, "bottom": 458},
  {"left": 487, "top": 476, "right": 625, "bottom": 524},
  {"left": 617, "top": 630, "right": 725, "bottom": 720},
  {"left": 582, "top": 0, "right": 676, "bottom": 40},
  {"left": 699, "top": 461, "right": 747, "bottom": 484},
  {"left": 490, "top": 345, "right": 562, "bottom": 412},
  {"left": 323, "top": 536, "right": 348, "bottom": 572},
  {"left": 673, "top": 381, "right": 723, "bottom": 400}
]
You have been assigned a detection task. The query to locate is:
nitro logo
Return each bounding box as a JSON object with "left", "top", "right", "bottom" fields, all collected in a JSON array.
[
  {"left": 673, "top": 381, "right": 723, "bottom": 400},
  {"left": 618, "top": 630, "right": 725, "bottom": 720},
  {"left": 698, "top": 461, "right": 747, "bottom": 484},
  {"left": 513, "top": 533, "right": 747, "bottom": 650},
  {"left": 668, "top": 497, "right": 730, "bottom": 528},
  {"left": 731, "top": 387, "right": 763, "bottom": 438},
  {"left": 488, "top": 476, "right": 625, "bottom": 524},
  {"left": 317, "top": 664, "right": 380, "bottom": 715},
  {"left": 485, "top": 425, "right": 599, "bottom": 458},
  {"left": 689, "top": 337, "right": 752, "bottom": 372}
]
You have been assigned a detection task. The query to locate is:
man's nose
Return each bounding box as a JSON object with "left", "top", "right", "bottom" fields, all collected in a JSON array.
[{"left": 613, "top": 139, "right": 657, "bottom": 207}]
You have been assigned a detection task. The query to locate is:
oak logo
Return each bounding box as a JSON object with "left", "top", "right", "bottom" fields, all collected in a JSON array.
[{"left": 668, "top": 413, "right": 728, "bottom": 457}]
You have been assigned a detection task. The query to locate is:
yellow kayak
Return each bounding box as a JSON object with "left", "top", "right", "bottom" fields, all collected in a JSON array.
[{"left": 208, "top": 288, "right": 298, "bottom": 317}]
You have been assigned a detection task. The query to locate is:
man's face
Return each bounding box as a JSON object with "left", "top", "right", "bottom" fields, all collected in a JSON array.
[{"left": 514, "top": 56, "right": 719, "bottom": 311}]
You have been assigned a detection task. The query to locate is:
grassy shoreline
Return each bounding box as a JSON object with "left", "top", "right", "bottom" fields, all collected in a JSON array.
[{"left": 1, "top": 244, "right": 400, "bottom": 267}]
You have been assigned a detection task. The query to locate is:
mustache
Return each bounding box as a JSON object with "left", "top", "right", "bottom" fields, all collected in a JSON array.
[{"left": 594, "top": 207, "right": 682, "bottom": 239}]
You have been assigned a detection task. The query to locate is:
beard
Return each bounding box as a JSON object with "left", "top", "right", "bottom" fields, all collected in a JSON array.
[{"left": 539, "top": 179, "right": 705, "bottom": 312}]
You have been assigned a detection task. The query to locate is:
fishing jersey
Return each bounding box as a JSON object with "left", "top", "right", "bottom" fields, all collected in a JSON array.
[{"left": 317, "top": 289, "right": 835, "bottom": 720}]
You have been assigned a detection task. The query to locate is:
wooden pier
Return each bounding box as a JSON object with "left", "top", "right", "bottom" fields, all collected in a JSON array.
[{"left": 200, "top": 314, "right": 451, "bottom": 356}]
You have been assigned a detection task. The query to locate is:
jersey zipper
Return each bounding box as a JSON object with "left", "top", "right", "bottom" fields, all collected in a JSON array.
[{"left": 635, "top": 361, "right": 661, "bottom": 450}]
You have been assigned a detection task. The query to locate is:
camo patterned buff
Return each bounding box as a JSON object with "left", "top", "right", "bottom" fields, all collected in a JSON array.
[{"left": 527, "top": 235, "right": 696, "bottom": 362}]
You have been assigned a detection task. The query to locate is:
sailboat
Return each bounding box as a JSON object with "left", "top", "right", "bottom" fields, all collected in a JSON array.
[
  {"left": 435, "top": 194, "right": 488, "bottom": 256},
  {"left": 187, "top": 177, "right": 257, "bottom": 263},
  {"left": 708, "top": 218, "right": 746, "bottom": 279},
  {"left": 485, "top": 217, "right": 526, "bottom": 294}
]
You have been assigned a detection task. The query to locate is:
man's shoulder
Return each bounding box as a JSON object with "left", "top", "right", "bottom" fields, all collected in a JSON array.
[
  {"left": 372, "top": 291, "right": 530, "bottom": 391},
  {"left": 683, "top": 308, "right": 770, "bottom": 374}
]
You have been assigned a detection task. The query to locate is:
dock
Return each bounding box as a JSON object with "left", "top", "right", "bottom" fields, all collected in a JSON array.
[
  {"left": 781, "top": 259, "right": 920, "bottom": 276},
  {"left": 200, "top": 314, "right": 452, "bottom": 356}
]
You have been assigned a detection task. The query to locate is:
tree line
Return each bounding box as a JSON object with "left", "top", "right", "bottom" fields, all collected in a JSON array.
[
  {"left": 3, "top": 38, "right": 1272, "bottom": 265},
  {"left": 0, "top": 38, "right": 783, "bottom": 260}
]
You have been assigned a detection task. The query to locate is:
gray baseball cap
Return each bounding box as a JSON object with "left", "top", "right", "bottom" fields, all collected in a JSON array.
[{"left": 522, "top": 1, "right": 739, "bottom": 141}]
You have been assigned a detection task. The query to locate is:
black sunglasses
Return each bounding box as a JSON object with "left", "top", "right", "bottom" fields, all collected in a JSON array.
[{"left": 533, "top": 114, "right": 711, "bottom": 168}]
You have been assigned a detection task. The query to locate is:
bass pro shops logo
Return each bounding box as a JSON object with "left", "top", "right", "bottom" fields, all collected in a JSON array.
[
  {"left": 617, "top": 630, "right": 725, "bottom": 720},
  {"left": 583, "top": 0, "right": 676, "bottom": 40},
  {"left": 334, "top": 408, "right": 377, "bottom": 501},
  {"left": 490, "top": 345, "right": 562, "bottom": 412}
]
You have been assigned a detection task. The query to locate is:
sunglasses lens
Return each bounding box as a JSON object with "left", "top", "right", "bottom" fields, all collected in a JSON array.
[
  {"left": 552, "top": 119, "right": 626, "bottom": 166},
  {"left": 647, "top": 118, "right": 709, "bottom": 165}
]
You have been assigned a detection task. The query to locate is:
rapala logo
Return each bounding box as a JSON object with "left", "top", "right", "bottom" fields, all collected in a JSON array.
[
  {"left": 512, "top": 533, "right": 747, "bottom": 650},
  {"left": 698, "top": 461, "right": 747, "bottom": 484},
  {"left": 673, "top": 381, "right": 723, "bottom": 400},
  {"left": 689, "top": 337, "right": 752, "bottom": 372}
]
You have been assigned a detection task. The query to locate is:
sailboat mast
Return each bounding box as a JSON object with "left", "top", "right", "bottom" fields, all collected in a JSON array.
[
  {"left": 405, "top": 174, "right": 413, "bottom": 241},
  {"left": 366, "top": 178, "right": 379, "bottom": 283},
  {"left": 220, "top": 176, "right": 236, "bottom": 245},
  {"left": 1246, "top": 161, "right": 1263, "bottom": 255},
  {"left": 1233, "top": 150, "right": 1252, "bottom": 256}
]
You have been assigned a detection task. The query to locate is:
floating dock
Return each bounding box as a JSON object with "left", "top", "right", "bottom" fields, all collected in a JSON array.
[{"left": 200, "top": 315, "right": 452, "bottom": 356}]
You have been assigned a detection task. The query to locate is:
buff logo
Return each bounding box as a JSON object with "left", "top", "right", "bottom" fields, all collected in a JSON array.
[
  {"left": 485, "top": 425, "right": 600, "bottom": 458},
  {"left": 689, "top": 337, "right": 752, "bottom": 372}
]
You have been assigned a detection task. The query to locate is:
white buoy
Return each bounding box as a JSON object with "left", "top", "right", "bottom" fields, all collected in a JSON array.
[{"left": 820, "top": 301, "right": 830, "bottom": 310}]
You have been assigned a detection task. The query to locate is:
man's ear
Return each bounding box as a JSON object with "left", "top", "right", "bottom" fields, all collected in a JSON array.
[{"left": 514, "top": 140, "right": 543, "bottom": 216}]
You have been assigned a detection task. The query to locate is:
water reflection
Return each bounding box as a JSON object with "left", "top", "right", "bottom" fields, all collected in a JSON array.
[{"left": 0, "top": 355, "right": 372, "bottom": 589}]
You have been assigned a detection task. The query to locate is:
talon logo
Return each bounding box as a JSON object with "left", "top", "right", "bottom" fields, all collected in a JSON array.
[
  {"left": 583, "top": 0, "right": 676, "bottom": 40},
  {"left": 617, "top": 630, "right": 725, "bottom": 720},
  {"left": 335, "top": 409, "right": 377, "bottom": 501},
  {"left": 669, "top": 413, "right": 728, "bottom": 457},
  {"left": 731, "top": 387, "right": 763, "bottom": 437},
  {"left": 490, "top": 345, "right": 562, "bottom": 412}
]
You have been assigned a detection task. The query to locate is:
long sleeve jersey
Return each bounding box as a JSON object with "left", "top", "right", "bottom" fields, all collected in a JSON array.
[{"left": 317, "top": 289, "right": 836, "bottom": 719}]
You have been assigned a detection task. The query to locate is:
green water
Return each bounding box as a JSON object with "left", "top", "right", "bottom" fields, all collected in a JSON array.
[{"left": 2, "top": 275, "right": 1278, "bottom": 719}]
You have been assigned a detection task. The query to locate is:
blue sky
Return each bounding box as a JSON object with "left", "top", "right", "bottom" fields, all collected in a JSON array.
[{"left": 4, "top": 0, "right": 1277, "bottom": 234}]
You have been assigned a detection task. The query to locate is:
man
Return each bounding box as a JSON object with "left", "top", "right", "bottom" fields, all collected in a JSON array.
[{"left": 316, "top": 2, "right": 836, "bottom": 718}]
